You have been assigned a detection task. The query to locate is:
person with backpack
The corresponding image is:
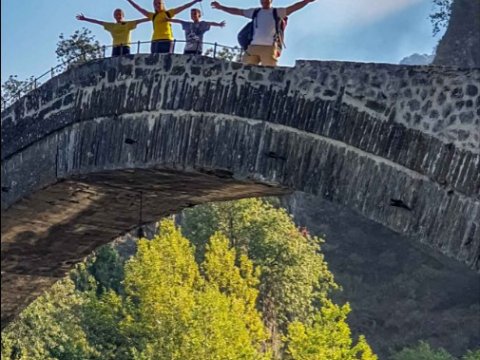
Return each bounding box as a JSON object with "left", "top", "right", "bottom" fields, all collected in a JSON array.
[
  {"left": 211, "top": 0, "right": 317, "bottom": 67},
  {"left": 76, "top": 9, "right": 149, "bottom": 57},
  {"left": 167, "top": 8, "right": 226, "bottom": 55},
  {"left": 126, "top": 0, "right": 203, "bottom": 54}
]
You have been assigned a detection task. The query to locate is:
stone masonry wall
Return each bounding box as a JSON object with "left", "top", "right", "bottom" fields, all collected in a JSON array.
[{"left": 1, "top": 55, "right": 479, "bottom": 328}]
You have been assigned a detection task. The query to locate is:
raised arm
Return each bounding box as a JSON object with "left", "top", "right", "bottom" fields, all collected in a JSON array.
[
  {"left": 166, "top": 19, "right": 189, "bottom": 25},
  {"left": 205, "top": 20, "right": 226, "bottom": 28},
  {"left": 286, "top": 0, "right": 317, "bottom": 16},
  {"left": 125, "top": 0, "right": 150, "bottom": 17},
  {"left": 210, "top": 2, "right": 244, "bottom": 16},
  {"left": 76, "top": 13, "right": 104, "bottom": 26},
  {"left": 134, "top": 18, "right": 151, "bottom": 25},
  {"left": 172, "top": 0, "right": 201, "bottom": 15}
]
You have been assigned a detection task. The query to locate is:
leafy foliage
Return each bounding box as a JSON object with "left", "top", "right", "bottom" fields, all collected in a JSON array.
[
  {"left": 205, "top": 46, "right": 243, "bottom": 61},
  {"left": 1, "top": 75, "right": 36, "bottom": 109},
  {"left": 123, "top": 219, "right": 268, "bottom": 359},
  {"left": 285, "top": 300, "right": 377, "bottom": 360},
  {"left": 56, "top": 27, "right": 103, "bottom": 69},
  {"left": 181, "top": 198, "right": 338, "bottom": 355},
  {"left": 2, "top": 27, "right": 101, "bottom": 110},
  {"left": 390, "top": 341, "right": 455, "bottom": 360},
  {"left": 1, "top": 279, "right": 97, "bottom": 360},
  {"left": 390, "top": 342, "right": 480, "bottom": 360},
  {"left": 0, "top": 201, "right": 377, "bottom": 360},
  {"left": 3, "top": 198, "right": 479, "bottom": 359},
  {"left": 430, "top": 0, "right": 453, "bottom": 36},
  {"left": 462, "top": 350, "right": 480, "bottom": 360}
]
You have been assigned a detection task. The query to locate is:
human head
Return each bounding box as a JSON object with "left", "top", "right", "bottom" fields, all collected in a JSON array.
[
  {"left": 260, "top": 0, "right": 272, "bottom": 9},
  {"left": 190, "top": 8, "right": 202, "bottom": 22},
  {"left": 113, "top": 8, "right": 125, "bottom": 22},
  {"left": 153, "top": 0, "right": 166, "bottom": 12}
]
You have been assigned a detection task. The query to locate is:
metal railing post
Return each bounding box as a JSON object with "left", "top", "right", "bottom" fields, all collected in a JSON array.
[
  {"left": 137, "top": 41, "right": 141, "bottom": 54},
  {"left": 51, "top": 67, "right": 54, "bottom": 78},
  {"left": 102, "top": 45, "right": 106, "bottom": 58},
  {"left": 213, "top": 42, "right": 217, "bottom": 58},
  {"left": 172, "top": 39, "right": 176, "bottom": 54}
]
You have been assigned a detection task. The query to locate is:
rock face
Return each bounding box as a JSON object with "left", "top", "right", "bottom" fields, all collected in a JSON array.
[
  {"left": 1, "top": 55, "right": 479, "bottom": 329},
  {"left": 434, "top": 0, "right": 480, "bottom": 68}
]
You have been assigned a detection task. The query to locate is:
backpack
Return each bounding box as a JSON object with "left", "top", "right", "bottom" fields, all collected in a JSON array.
[
  {"left": 237, "top": 8, "right": 288, "bottom": 51},
  {"left": 237, "top": 8, "right": 261, "bottom": 51}
]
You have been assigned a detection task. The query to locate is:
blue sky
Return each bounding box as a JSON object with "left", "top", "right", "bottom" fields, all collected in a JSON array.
[{"left": 1, "top": 0, "right": 444, "bottom": 81}]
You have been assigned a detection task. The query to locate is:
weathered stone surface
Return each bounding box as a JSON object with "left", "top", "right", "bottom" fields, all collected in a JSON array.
[
  {"left": 433, "top": 0, "right": 480, "bottom": 68},
  {"left": 1, "top": 54, "right": 479, "bottom": 329}
]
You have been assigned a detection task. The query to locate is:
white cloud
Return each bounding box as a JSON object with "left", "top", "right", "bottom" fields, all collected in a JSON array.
[{"left": 289, "top": 0, "right": 424, "bottom": 34}]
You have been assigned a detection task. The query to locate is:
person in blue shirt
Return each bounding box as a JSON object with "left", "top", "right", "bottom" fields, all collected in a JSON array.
[{"left": 168, "top": 8, "right": 226, "bottom": 55}]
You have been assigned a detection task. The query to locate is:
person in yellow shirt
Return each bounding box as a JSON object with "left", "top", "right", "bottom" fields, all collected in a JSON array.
[
  {"left": 126, "top": 0, "right": 203, "bottom": 54},
  {"left": 76, "top": 9, "right": 149, "bottom": 56}
]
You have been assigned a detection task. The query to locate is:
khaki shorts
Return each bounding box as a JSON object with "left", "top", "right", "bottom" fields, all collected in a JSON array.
[{"left": 243, "top": 44, "right": 279, "bottom": 67}]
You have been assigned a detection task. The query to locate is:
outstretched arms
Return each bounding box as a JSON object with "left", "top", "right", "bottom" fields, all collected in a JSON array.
[
  {"left": 167, "top": 18, "right": 225, "bottom": 27},
  {"left": 172, "top": 0, "right": 202, "bottom": 15},
  {"left": 286, "top": 0, "right": 317, "bottom": 16},
  {"left": 76, "top": 14, "right": 104, "bottom": 26},
  {"left": 166, "top": 19, "right": 189, "bottom": 25},
  {"left": 134, "top": 18, "right": 151, "bottom": 25},
  {"left": 205, "top": 20, "right": 226, "bottom": 27},
  {"left": 125, "top": 0, "right": 150, "bottom": 17},
  {"left": 210, "top": 2, "right": 244, "bottom": 16}
]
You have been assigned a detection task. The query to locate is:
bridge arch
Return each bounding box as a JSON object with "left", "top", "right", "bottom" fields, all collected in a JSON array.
[{"left": 1, "top": 54, "right": 479, "bottom": 328}]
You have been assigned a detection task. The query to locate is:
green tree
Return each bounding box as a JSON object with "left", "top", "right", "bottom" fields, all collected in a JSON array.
[
  {"left": 390, "top": 342, "right": 480, "bottom": 360},
  {"left": 1, "top": 75, "right": 36, "bottom": 109},
  {"left": 285, "top": 300, "right": 377, "bottom": 360},
  {"left": 430, "top": 0, "right": 453, "bottom": 36},
  {"left": 205, "top": 46, "right": 243, "bottom": 61},
  {"left": 462, "top": 350, "right": 480, "bottom": 360},
  {"left": 2, "top": 27, "right": 102, "bottom": 110},
  {"left": 390, "top": 341, "right": 454, "bottom": 360},
  {"left": 181, "top": 198, "right": 338, "bottom": 355},
  {"left": 123, "top": 219, "right": 268, "bottom": 359},
  {"left": 1, "top": 278, "right": 97, "bottom": 360},
  {"left": 88, "top": 245, "right": 125, "bottom": 294},
  {"left": 81, "top": 290, "right": 134, "bottom": 359},
  {"left": 56, "top": 27, "right": 103, "bottom": 69},
  {"left": 202, "top": 232, "right": 268, "bottom": 349},
  {"left": 2, "top": 202, "right": 379, "bottom": 360}
]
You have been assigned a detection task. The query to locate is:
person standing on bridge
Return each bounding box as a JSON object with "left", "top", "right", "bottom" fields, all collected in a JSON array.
[
  {"left": 125, "top": 0, "right": 203, "bottom": 54},
  {"left": 76, "top": 9, "right": 149, "bottom": 57},
  {"left": 211, "top": 0, "right": 317, "bottom": 67},
  {"left": 167, "top": 8, "right": 226, "bottom": 55}
]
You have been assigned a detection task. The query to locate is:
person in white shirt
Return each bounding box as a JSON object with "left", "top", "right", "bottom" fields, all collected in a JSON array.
[{"left": 211, "top": 0, "right": 317, "bottom": 67}]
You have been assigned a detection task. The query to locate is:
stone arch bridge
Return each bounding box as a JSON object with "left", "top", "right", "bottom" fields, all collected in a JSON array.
[{"left": 1, "top": 54, "right": 479, "bottom": 329}]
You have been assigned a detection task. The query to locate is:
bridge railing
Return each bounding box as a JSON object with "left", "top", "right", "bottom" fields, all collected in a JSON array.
[{"left": 1, "top": 40, "right": 243, "bottom": 111}]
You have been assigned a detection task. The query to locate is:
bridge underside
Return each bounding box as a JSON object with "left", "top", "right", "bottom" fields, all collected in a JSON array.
[{"left": 1, "top": 168, "right": 288, "bottom": 328}]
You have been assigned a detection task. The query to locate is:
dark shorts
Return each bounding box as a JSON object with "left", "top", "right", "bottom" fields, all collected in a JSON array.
[
  {"left": 151, "top": 40, "right": 173, "bottom": 54},
  {"left": 184, "top": 50, "right": 202, "bottom": 56},
  {"left": 112, "top": 46, "right": 131, "bottom": 57}
]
